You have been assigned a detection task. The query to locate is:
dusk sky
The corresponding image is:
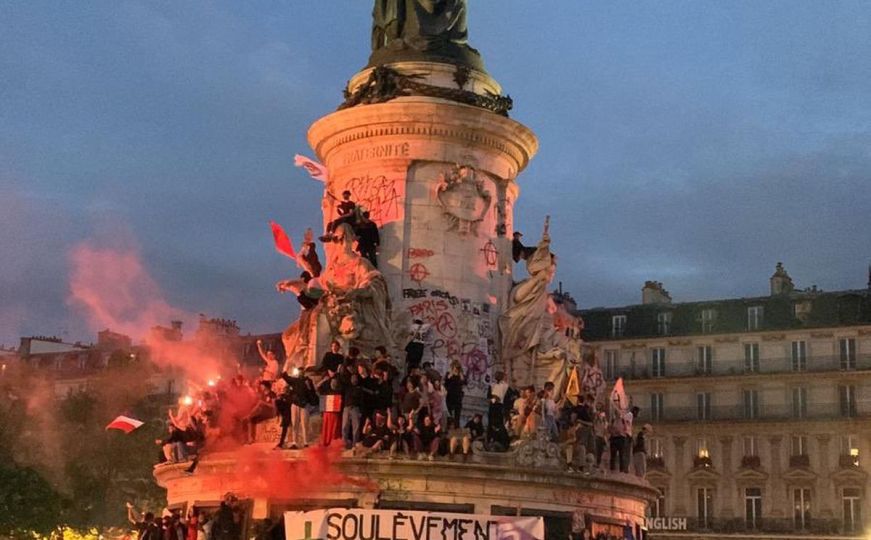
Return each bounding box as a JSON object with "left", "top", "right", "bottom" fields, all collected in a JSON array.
[{"left": 2, "top": 2, "right": 870, "bottom": 346}]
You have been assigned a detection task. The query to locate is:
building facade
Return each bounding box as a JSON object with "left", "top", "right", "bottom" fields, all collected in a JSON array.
[{"left": 580, "top": 265, "right": 871, "bottom": 539}]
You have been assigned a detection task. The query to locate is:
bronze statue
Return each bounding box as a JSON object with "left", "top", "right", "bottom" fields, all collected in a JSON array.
[{"left": 369, "top": 0, "right": 484, "bottom": 70}]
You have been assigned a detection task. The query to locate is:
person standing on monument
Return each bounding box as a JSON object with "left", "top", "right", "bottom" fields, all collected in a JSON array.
[
  {"left": 255, "top": 339, "right": 279, "bottom": 382},
  {"left": 354, "top": 210, "right": 380, "bottom": 268},
  {"left": 444, "top": 362, "right": 466, "bottom": 425},
  {"left": 404, "top": 319, "right": 431, "bottom": 373}
]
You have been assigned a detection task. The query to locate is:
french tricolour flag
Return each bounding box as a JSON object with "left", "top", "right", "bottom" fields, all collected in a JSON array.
[{"left": 106, "top": 415, "right": 145, "bottom": 434}]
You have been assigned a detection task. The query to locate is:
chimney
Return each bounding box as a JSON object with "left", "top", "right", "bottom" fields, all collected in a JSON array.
[
  {"left": 770, "top": 262, "right": 795, "bottom": 296},
  {"left": 642, "top": 281, "right": 672, "bottom": 305}
]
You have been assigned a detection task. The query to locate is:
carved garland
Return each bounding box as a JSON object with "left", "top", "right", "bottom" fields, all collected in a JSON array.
[{"left": 340, "top": 66, "right": 513, "bottom": 116}]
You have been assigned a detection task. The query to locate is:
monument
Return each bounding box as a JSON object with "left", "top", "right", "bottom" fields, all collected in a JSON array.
[{"left": 155, "top": 3, "right": 656, "bottom": 538}]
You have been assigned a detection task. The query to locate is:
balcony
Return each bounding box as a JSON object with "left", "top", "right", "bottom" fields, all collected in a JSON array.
[
  {"left": 647, "top": 455, "right": 666, "bottom": 470},
  {"left": 692, "top": 455, "right": 713, "bottom": 469},
  {"left": 647, "top": 404, "right": 869, "bottom": 424},
  {"left": 740, "top": 455, "right": 762, "bottom": 469},
  {"left": 789, "top": 454, "right": 811, "bottom": 468},
  {"left": 839, "top": 453, "right": 860, "bottom": 468},
  {"left": 617, "top": 354, "right": 871, "bottom": 381},
  {"left": 682, "top": 517, "right": 848, "bottom": 535}
]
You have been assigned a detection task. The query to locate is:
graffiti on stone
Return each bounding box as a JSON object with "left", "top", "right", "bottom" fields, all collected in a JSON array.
[{"left": 345, "top": 173, "right": 402, "bottom": 226}]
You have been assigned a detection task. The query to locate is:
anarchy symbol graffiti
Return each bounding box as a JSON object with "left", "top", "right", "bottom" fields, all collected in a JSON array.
[
  {"left": 408, "top": 263, "right": 430, "bottom": 285},
  {"left": 480, "top": 240, "right": 498, "bottom": 267}
]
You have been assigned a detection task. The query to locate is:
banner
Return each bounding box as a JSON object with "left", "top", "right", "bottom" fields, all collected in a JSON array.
[{"left": 285, "top": 508, "right": 545, "bottom": 540}]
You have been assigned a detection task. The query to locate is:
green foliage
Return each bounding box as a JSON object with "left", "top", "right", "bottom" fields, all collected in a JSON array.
[
  {"left": 0, "top": 363, "right": 169, "bottom": 536},
  {"left": 0, "top": 464, "right": 66, "bottom": 538}
]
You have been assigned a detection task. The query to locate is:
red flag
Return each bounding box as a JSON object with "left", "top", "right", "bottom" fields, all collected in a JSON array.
[
  {"left": 269, "top": 221, "right": 296, "bottom": 260},
  {"left": 106, "top": 415, "right": 144, "bottom": 434}
]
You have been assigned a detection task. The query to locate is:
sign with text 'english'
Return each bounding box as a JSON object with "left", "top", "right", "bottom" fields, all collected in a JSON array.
[{"left": 285, "top": 508, "right": 545, "bottom": 540}]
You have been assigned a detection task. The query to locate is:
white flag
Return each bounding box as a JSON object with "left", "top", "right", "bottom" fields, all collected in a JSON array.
[
  {"left": 293, "top": 154, "right": 328, "bottom": 182},
  {"left": 610, "top": 377, "right": 628, "bottom": 415}
]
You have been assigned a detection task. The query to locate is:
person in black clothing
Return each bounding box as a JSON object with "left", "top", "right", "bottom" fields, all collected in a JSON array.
[
  {"left": 511, "top": 231, "right": 536, "bottom": 262},
  {"left": 466, "top": 413, "right": 485, "bottom": 442},
  {"left": 404, "top": 319, "right": 429, "bottom": 372},
  {"left": 341, "top": 371, "right": 363, "bottom": 448},
  {"left": 415, "top": 414, "right": 442, "bottom": 460},
  {"left": 323, "top": 190, "right": 357, "bottom": 237},
  {"left": 357, "top": 363, "right": 380, "bottom": 424},
  {"left": 358, "top": 411, "right": 393, "bottom": 455},
  {"left": 127, "top": 504, "right": 160, "bottom": 540},
  {"left": 211, "top": 494, "right": 242, "bottom": 540},
  {"left": 280, "top": 368, "right": 316, "bottom": 448},
  {"left": 274, "top": 387, "right": 292, "bottom": 450},
  {"left": 156, "top": 423, "right": 187, "bottom": 463},
  {"left": 337, "top": 190, "right": 355, "bottom": 217},
  {"left": 321, "top": 340, "right": 345, "bottom": 375},
  {"left": 354, "top": 211, "right": 380, "bottom": 267},
  {"left": 346, "top": 347, "right": 362, "bottom": 368},
  {"left": 485, "top": 396, "right": 510, "bottom": 452},
  {"left": 373, "top": 368, "right": 394, "bottom": 417},
  {"left": 444, "top": 362, "right": 466, "bottom": 425}
]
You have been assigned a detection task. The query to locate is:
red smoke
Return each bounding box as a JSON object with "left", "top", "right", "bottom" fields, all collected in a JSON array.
[
  {"left": 68, "top": 242, "right": 184, "bottom": 339},
  {"left": 68, "top": 241, "right": 228, "bottom": 381},
  {"left": 232, "top": 444, "right": 378, "bottom": 500}
]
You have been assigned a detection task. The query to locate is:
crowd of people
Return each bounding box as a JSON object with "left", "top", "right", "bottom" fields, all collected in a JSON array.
[
  {"left": 126, "top": 493, "right": 243, "bottom": 540},
  {"left": 155, "top": 334, "right": 650, "bottom": 479}
]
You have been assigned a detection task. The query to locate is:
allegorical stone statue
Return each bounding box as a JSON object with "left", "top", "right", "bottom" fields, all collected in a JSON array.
[
  {"left": 320, "top": 223, "right": 394, "bottom": 354},
  {"left": 499, "top": 218, "right": 581, "bottom": 393},
  {"left": 369, "top": 0, "right": 484, "bottom": 70}
]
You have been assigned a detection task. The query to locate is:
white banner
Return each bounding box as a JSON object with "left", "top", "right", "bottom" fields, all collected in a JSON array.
[{"left": 285, "top": 508, "right": 545, "bottom": 540}]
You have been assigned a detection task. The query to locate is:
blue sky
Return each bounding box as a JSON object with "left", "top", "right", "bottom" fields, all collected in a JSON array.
[{"left": 2, "top": 2, "right": 870, "bottom": 345}]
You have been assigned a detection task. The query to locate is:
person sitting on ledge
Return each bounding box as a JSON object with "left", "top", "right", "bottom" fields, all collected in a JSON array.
[
  {"left": 390, "top": 413, "right": 419, "bottom": 457},
  {"left": 414, "top": 413, "right": 443, "bottom": 461},
  {"left": 357, "top": 410, "right": 394, "bottom": 456},
  {"left": 322, "top": 190, "right": 357, "bottom": 239}
]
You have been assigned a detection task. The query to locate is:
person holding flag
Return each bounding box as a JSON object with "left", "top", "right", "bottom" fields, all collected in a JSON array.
[{"left": 608, "top": 378, "right": 634, "bottom": 473}]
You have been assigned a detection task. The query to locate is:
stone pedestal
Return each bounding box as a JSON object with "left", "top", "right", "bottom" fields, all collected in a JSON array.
[{"left": 308, "top": 63, "right": 537, "bottom": 399}]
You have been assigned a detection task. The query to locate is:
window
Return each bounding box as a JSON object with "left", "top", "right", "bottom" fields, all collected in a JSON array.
[
  {"left": 841, "top": 435, "right": 860, "bottom": 466},
  {"left": 840, "top": 338, "right": 857, "bottom": 370},
  {"left": 649, "top": 437, "right": 665, "bottom": 458},
  {"left": 604, "top": 350, "right": 618, "bottom": 380},
  {"left": 791, "top": 341, "right": 807, "bottom": 372},
  {"left": 747, "top": 306, "right": 764, "bottom": 331},
  {"left": 792, "top": 435, "right": 808, "bottom": 457},
  {"left": 843, "top": 488, "right": 862, "bottom": 533},
  {"left": 743, "top": 436, "right": 758, "bottom": 457},
  {"left": 743, "top": 389, "right": 759, "bottom": 419},
  {"left": 794, "top": 488, "right": 811, "bottom": 530},
  {"left": 697, "top": 393, "right": 712, "bottom": 420},
  {"left": 656, "top": 312, "right": 672, "bottom": 335},
  {"left": 839, "top": 385, "right": 857, "bottom": 417},
  {"left": 697, "top": 488, "right": 713, "bottom": 528},
  {"left": 701, "top": 308, "right": 716, "bottom": 333},
  {"left": 650, "top": 393, "right": 664, "bottom": 421},
  {"left": 651, "top": 348, "right": 666, "bottom": 378},
  {"left": 611, "top": 315, "right": 627, "bottom": 337},
  {"left": 745, "top": 488, "right": 762, "bottom": 529},
  {"left": 650, "top": 487, "right": 667, "bottom": 518},
  {"left": 744, "top": 343, "right": 760, "bottom": 373},
  {"left": 792, "top": 387, "right": 808, "bottom": 418},
  {"left": 697, "top": 345, "right": 713, "bottom": 375}
]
